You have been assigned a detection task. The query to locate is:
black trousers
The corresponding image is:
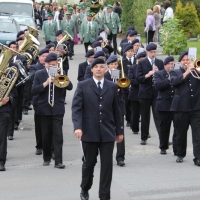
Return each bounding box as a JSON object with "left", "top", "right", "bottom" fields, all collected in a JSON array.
[
  {"left": 116, "top": 115, "right": 125, "bottom": 161},
  {"left": 158, "top": 111, "right": 174, "bottom": 150},
  {"left": 0, "top": 112, "right": 10, "bottom": 165},
  {"left": 14, "top": 85, "right": 24, "bottom": 124},
  {"left": 81, "top": 141, "right": 114, "bottom": 200},
  {"left": 69, "top": 40, "right": 74, "bottom": 55},
  {"left": 84, "top": 42, "right": 92, "bottom": 53},
  {"left": 139, "top": 98, "right": 160, "bottom": 140},
  {"left": 107, "top": 33, "right": 117, "bottom": 54},
  {"left": 23, "top": 79, "right": 32, "bottom": 111},
  {"left": 147, "top": 30, "right": 155, "bottom": 44},
  {"left": 130, "top": 101, "right": 140, "bottom": 132},
  {"left": 173, "top": 111, "right": 200, "bottom": 158},
  {"left": 7, "top": 97, "right": 17, "bottom": 137},
  {"left": 123, "top": 93, "right": 131, "bottom": 123},
  {"left": 34, "top": 106, "right": 43, "bottom": 150},
  {"left": 41, "top": 115, "right": 64, "bottom": 164}
]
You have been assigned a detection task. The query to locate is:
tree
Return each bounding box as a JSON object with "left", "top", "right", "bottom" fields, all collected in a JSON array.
[
  {"left": 132, "top": 0, "right": 154, "bottom": 36},
  {"left": 175, "top": 1, "right": 200, "bottom": 37}
]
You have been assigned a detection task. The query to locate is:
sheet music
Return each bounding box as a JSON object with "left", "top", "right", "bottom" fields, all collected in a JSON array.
[{"left": 100, "top": 31, "right": 107, "bottom": 39}]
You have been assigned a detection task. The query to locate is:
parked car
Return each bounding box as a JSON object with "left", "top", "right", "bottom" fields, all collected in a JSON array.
[
  {"left": 0, "top": 17, "right": 20, "bottom": 46},
  {"left": 10, "top": 14, "right": 38, "bottom": 31}
]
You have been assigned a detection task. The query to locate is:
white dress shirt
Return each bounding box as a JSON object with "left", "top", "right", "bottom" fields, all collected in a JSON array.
[{"left": 93, "top": 77, "right": 104, "bottom": 89}]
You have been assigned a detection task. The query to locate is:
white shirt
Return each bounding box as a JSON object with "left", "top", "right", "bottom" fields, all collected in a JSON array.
[
  {"left": 126, "top": 56, "right": 133, "bottom": 65},
  {"left": 93, "top": 77, "right": 104, "bottom": 89},
  {"left": 148, "top": 57, "right": 155, "bottom": 66},
  {"left": 163, "top": 7, "right": 174, "bottom": 22}
]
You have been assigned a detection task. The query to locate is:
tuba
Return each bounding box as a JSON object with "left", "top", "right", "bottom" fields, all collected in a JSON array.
[
  {"left": 56, "top": 31, "right": 73, "bottom": 62},
  {"left": 19, "top": 31, "right": 40, "bottom": 65},
  {"left": 117, "top": 49, "right": 131, "bottom": 88},
  {"left": 0, "top": 44, "right": 19, "bottom": 99},
  {"left": 27, "top": 25, "right": 39, "bottom": 38},
  {"left": 90, "top": 0, "right": 104, "bottom": 18}
]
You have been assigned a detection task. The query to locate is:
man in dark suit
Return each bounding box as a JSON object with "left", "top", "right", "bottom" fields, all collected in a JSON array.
[
  {"left": 32, "top": 53, "right": 73, "bottom": 168},
  {"left": 122, "top": 44, "right": 134, "bottom": 127},
  {"left": 154, "top": 56, "right": 175, "bottom": 155},
  {"left": 170, "top": 50, "right": 200, "bottom": 166},
  {"left": 84, "top": 51, "right": 107, "bottom": 80},
  {"left": 0, "top": 76, "right": 15, "bottom": 171},
  {"left": 30, "top": 48, "right": 49, "bottom": 155},
  {"left": 137, "top": 43, "right": 164, "bottom": 145},
  {"left": 105, "top": 55, "right": 126, "bottom": 166},
  {"left": 77, "top": 49, "right": 94, "bottom": 82},
  {"left": 128, "top": 51, "right": 146, "bottom": 134},
  {"left": 72, "top": 58, "right": 124, "bottom": 200}
]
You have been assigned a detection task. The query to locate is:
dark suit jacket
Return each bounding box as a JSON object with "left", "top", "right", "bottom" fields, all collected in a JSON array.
[
  {"left": 127, "top": 64, "right": 139, "bottom": 101},
  {"left": 137, "top": 57, "right": 164, "bottom": 99},
  {"left": 84, "top": 65, "right": 93, "bottom": 80},
  {"left": 31, "top": 68, "right": 73, "bottom": 115},
  {"left": 170, "top": 67, "right": 200, "bottom": 112},
  {"left": 104, "top": 71, "right": 126, "bottom": 115},
  {"left": 72, "top": 78, "right": 124, "bottom": 142},
  {"left": 154, "top": 69, "right": 174, "bottom": 111},
  {"left": 77, "top": 61, "right": 89, "bottom": 81},
  {"left": 30, "top": 62, "right": 44, "bottom": 106}
]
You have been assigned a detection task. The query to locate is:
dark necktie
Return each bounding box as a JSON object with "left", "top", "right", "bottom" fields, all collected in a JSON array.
[
  {"left": 129, "top": 58, "right": 132, "bottom": 65},
  {"left": 133, "top": 54, "right": 136, "bottom": 62},
  {"left": 97, "top": 82, "right": 102, "bottom": 93},
  {"left": 89, "top": 23, "right": 91, "bottom": 32},
  {"left": 110, "top": 14, "right": 111, "bottom": 19},
  {"left": 151, "top": 59, "right": 154, "bottom": 67}
]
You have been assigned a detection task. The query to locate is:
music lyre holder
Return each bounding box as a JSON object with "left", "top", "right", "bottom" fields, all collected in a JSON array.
[{"left": 111, "top": 69, "right": 120, "bottom": 83}]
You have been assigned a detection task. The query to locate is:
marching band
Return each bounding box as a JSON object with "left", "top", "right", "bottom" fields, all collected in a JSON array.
[{"left": 0, "top": 1, "right": 200, "bottom": 200}]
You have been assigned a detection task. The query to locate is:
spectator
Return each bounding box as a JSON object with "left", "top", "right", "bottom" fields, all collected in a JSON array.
[
  {"left": 163, "top": 0, "right": 174, "bottom": 22},
  {"left": 54, "top": 6, "right": 61, "bottom": 30},
  {"left": 113, "top": 1, "right": 122, "bottom": 19},
  {"left": 144, "top": 9, "right": 156, "bottom": 44},
  {"left": 153, "top": 5, "right": 161, "bottom": 42}
]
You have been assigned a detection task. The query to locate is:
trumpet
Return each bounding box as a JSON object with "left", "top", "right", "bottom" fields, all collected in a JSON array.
[{"left": 184, "top": 58, "right": 200, "bottom": 79}]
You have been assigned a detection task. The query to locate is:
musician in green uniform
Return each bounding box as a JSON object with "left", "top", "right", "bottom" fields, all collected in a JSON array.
[
  {"left": 60, "top": 12, "right": 76, "bottom": 60},
  {"left": 80, "top": 11, "right": 99, "bottom": 53},
  {"left": 42, "top": 12, "right": 58, "bottom": 45},
  {"left": 104, "top": 4, "right": 121, "bottom": 54}
]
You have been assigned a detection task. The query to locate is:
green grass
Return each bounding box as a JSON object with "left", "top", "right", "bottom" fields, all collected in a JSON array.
[{"left": 187, "top": 41, "right": 200, "bottom": 58}]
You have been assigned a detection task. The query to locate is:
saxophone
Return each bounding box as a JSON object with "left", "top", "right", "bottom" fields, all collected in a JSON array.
[{"left": 0, "top": 44, "right": 19, "bottom": 99}]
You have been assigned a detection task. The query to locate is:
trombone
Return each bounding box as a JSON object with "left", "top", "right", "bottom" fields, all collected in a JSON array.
[
  {"left": 48, "top": 57, "right": 70, "bottom": 107},
  {"left": 117, "top": 46, "right": 130, "bottom": 88}
]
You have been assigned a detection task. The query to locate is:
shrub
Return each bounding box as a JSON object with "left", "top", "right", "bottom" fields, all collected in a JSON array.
[{"left": 159, "top": 18, "right": 187, "bottom": 55}]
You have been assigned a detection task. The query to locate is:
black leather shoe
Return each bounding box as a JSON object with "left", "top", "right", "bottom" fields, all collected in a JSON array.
[
  {"left": 8, "top": 136, "right": 13, "bottom": 140},
  {"left": 0, "top": 165, "right": 6, "bottom": 171},
  {"left": 176, "top": 157, "right": 183, "bottom": 163},
  {"left": 54, "top": 163, "right": 65, "bottom": 169},
  {"left": 14, "top": 124, "right": 18, "bottom": 130},
  {"left": 80, "top": 190, "right": 89, "bottom": 200},
  {"left": 126, "top": 122, "right": 130, "bottom": 127},
  {"left": 160, "top": 149, "right": 167, "bottom": 155},
  {"left": 43, "top": 161, "right": 51, "bottom": 166},
  {"left": 35, "top": 149, "right": 42, "bottom": 155},
  {"left": 23, "top": 110, "right": 28, "bottom": 115},
  {"left": 140, "top": 140, "right": 146, "bottom": 145},
  {"left": 117, "top": 160, "right": 125, "bottom": 166},
  {"left": 193, "top": 158, "right": 200, "bottom": 166}
]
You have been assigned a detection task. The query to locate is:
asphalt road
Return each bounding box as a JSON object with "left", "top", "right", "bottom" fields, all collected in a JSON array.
[{"left": 0, "top": 33, "right": 199, "bottom": 200}]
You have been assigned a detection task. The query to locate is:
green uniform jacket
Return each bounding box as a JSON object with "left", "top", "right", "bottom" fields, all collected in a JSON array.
[
  {"left": 80, "top": 20, "right": 99, "bottom": 43},
  {"left": 104, "top": 12, "right": 121, "bottom": 35},
  {"left": 42, "top": 20, "right": 58, "bottom": 42},
  {"left": 94, "top": 12, "right": 104, "bottom": 29},
  {"left": 77, "top": 12, "right": 87, "bottom": 32},
  {"left": 60, "top": 19, "right": 76, "bottom": 39}
]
